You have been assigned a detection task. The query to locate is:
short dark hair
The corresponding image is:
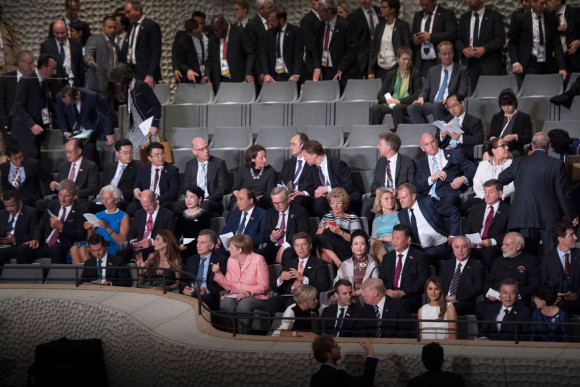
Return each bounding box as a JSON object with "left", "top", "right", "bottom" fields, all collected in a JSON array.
[
  {"left": 233, "top": 0, "right": 250, "bottom": 10},
  {"left": 350, "top": 229, "right": 369, "bottom": 246},
  {"left": 293, "top": 231, "right": 312, "bottom": 245},
  {"left": 384, "top": 0, "right": 401, "bottom": 18},
  {"left": 552, "top": 221, "right": 575, "bottom": 242},
  {"left": 114, "top": 12, "right": 129, "bottom": 29},
  {"left": 245, "top": 144, "right": 266, "bottom": 169},
  {"left": 88, "top": 233, "right": 108, "bottom": 246},
  {"left": 500, "top": 278, "right": 519, "bottom": 294},
  {"left": 184, "top": 18, "right": 200, "bottom": 33},
  {"left": 127, "top": 1, "right": 142, "bottom": 12},
  {"left": 447, "top": 93, "right": 465, "bottom": 103},
  {"left": 398, "top": 182, "right": 417, "bottom": 196},
  {"left": 69, "top": 138, "right": 84, "bottom": 151},
  {"left": 295, "top": 132, "right": 309, "bottom": 145},
  {"left": 487, "top": 137, "right": 506, "bottom": 157},
  {"left": 2, "top": 190, "right": 22, "bottom": 203},
  {"left": 333, "top": 279, "right": 352, "bottom": 294},
  {"left": 184, "top": 185, "right": 205, "bottom": 201},
  {"left": 275, "top": 6, "right": 287, "bottom": 20},
  {"left": 392, "top": 224, "right": 414, "bottom": 239},
  {"left": 198, "top": 229, "right": 218, "bottom": 245},
  {"left": 303, "top": 140, "right": 325, "bottom": 156},
  {"left": 422, "top": 342, "right": 444, "bottom": 371},
  {"left": 239, "top": 188, "right": 256, "bottom": 203},
  {"left": 547, "top": 129, "right": 573, "bottom": 155},
  {"left": 192, "top": 10, "right": 206, "bottom": 20},
  {"left": 102, "top": 15, "right": 117, "bottom": 24},
  {"left": 483, "top": 179, "right": 503, "bottom": 192},
  {"left": 6, "top": 146, "right": 22, "bottom": 157},
  {"left": 114, "top": 138, "right": 133, "bottom": 152},
  {"left": 379, "top": 132, "right": 401, "bottom": 152},
  {"left": 38, "top": 53, "right": 57, "bottom": 69},
  {"left": 146, "top": 142, "right": 164, "bottom": 156},
  {"left": 534, "top": 282, "right": 558, "bottom": 306},
  {"left": 312, "top": 334, "right": 336, "bottom": 363},
  {"left": 498, "top": 88, "right": 518, "bottom": 109}
]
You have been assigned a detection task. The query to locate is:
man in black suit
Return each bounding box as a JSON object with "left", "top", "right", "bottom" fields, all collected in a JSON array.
[
  {"left": 407, "top": 342, "right": 465, "bottom": 386},
  {"left": 302, "top": 140, "right": 361, "bottom": 217},
  {"left": 456, "top": 0, "right": 505, "bottom": 92},
  {"left": 311, "top": 335, "right": 377, "bottom": 387},
  {"left": 440, "top": 236, "right": 485, "bottom": 315},
  {"left": 10, "top": 53, "right": 59, "bottom": 160},
  {"left": 541, "top": 222, "right": 580, "bottom": 315},
  {"left": 320, "top": 279, "right": 359, "bottom": 337},
  {"left": 268, "top": 232, "right": 331, "bottom": 315},
  {"left": 313, "top": 0, "right": 358, "bottom": 92},
  {"left": 128, "top": 142, "right": 179, "bottom": 215},
  {"left": 17, "top": 179, "right": 86, "bottom": 264},
  {"left": 498, "top": 132, "right": 578, "bottom": 256},
  {"left": 548, "top": 0, "right": 580, "bottom": 74},
  {"left": 233, "top": 0, "right": 250, "bottom": 28},
  {"left": 173, "top": 19, "right": 206, "bottom": 84},
  {"left": 262, "top": 7, "right": 304, "bottom": 83},
  {"left": 48, "top": 0, "right": 85, "bottom": 39},
  {"left": 180, "top": 229, "right": 228, "bottom": 311},
  {"left": 362, "top": 132, "right": 416, "bottom": 221},
  {"left": 114, "top": 12, "right": 130, "bottom": 61},
  {"left": 407, "top": 41, "right": 469, "bottom": 123},
  {"left": 79, "top": 234, "right": 131, "bottom": 287},
  {"left": 201, "top": 15, "right": 255, "bottom": 93},
  {"left": 258, "top": 187, "right": 310, "bottom": 264},
  {"left": 246, "top": 0, "right": 274, "bottom": 85},
  {"left": 411, "top": 0, "right": 457, "bottom": 76},
  {"left": 123, "top": 1, "right": 162, "bottom": 87},
  {"left": 508, "top": 0, "right": 567, "bottom": 85},
  {"left": 347, "top": 0, "right": 383, "bottom": 79},
  {"left": 0, "top": 190, "right": 38, "bottom": 265},
  {"left": 40, "top": 19, "right": 85, "bottom": 87},
  {"left": 378, "top": 224, "right": 429, "bottom": 313},
  {"left": 435, "top": 94, "right": 484, "bottom": 160},
  {"left": 463, "top": 179, "right": 510, "bottom": 269},
  {"left": 97, "top": 139, "right": 139, "bottom": 211},
  {"left": 300, "top": 0, "right": 322, "bottom": 83},
  {"left": 355, "top": 277, "right": 412, "bottom": 338},
  {"left": 1, "top": 146, "right": 51, "bottom": 208},
  {"left": 479, "top": 278, "right": 532, "bottom": 341}
]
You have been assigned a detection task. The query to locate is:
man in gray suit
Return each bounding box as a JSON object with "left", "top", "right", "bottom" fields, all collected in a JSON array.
[
  {"left": 407, "top": 41, "right": 469, "bottom": 124},
  {"left": 84, "top": 16, "right": 118, "bottom": 103}
]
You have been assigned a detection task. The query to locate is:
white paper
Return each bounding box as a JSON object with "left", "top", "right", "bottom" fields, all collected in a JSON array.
[
  {"left": 227, "top": 293, "right": 239, "bottom": 298},
  {"left": 466, "top": 233, "right": 482, "bottom": 244},
  {"left": 183, "top": 237, "right": 196, "bottom": 245},
  {"left": 84, "top": 213, "right": 99, "bottom": 226},
  {"left": 139, "top": 116, "right": 154, "bottom": 136},
  {"left": 48, "top": 209, "right": 57, "bottom": 218},
  {"left": 71, "top": 129, "right": 94, "bottom": 139},
  {"left": 433, "top": 119, "right": 464, "bottom": 134},
  {"left": 383, "top": 92, "right": 396, "bottom": 108},
  {"left": 220, "top": 232, "right": 234, "bottom": 249},
  {"left": 485, "top": 288, "right": 500, "bottom": 299},
  {"left": 558, "top": 292, "right": 568, "bottom": 297}
]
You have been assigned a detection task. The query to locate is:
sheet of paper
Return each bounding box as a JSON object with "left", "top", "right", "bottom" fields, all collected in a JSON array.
[
  {"left": 220, "top": 232, "right": 234, "bottom": 250},
  {"left": 183, "top": 237, "right": 196, "bottom": 244},
  {"left": 83, "top": 213, "right": 99, "bottom": 226},
  {"left": 139, "top": 116, "right": 154, "bottom": 136},
  {"left": 466, "top": 233, "right": 482, "bottom": 244},
  {"left": 383, "top": 92, "right": 396, "bottom": 108},
  {"left": 486, "top": 288, "right": 500, "bottom": 299},
  {"left": 227, "top": 293, "right": 239, "bottom": 298},
  {"left": 48, "top": 209, "right": 57, "bottom": 218},
  {"left": 71, "top": 129, "right": 95, "bottom": 139},
  {"left": 445, "top": 118, "right": 464, "bottom": 134}
]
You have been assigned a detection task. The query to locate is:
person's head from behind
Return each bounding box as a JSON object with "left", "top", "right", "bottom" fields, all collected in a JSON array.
[
  {"left": 533, "top": 281, "right": 558, "bottom": 309},
  {"left": 547, "top": 129, "right": 573, "bottom": 155},
  {"left": 532, "top": 131, "right": 551, "bottom": 152},
  {"left": 422, "top": 342, "right": 444, "bottom": 371},
  {"left": 312, "top": 334, "right": 341, "bottom": 364}
]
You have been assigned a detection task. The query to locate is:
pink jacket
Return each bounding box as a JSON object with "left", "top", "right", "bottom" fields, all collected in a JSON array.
[{"left": 213, "top": 252, "right": 270, "bottom": 300}]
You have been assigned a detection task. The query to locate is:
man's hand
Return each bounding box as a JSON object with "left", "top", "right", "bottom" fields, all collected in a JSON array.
[
  {"left": 279, "top": 271, "right": 292, "bottom": 281},
  {"left": 105, "top": 135, "right": 114, "bottom": 146},
  {"left": 314, "top": 186, "right": 328, "bottom": 198},
  {"left": 462, "top": 47, "right": 475, "bottom": 59},
  {"left": 173, "top": 70, "right": 183, "bottom": 83},
  {"left": 386, "top": 97, "right": 400, "bottom": 105},
  {"left": 289, "top": 75, "right": 300, "bottom": 82},
  {"left": 478, "top": 239, "right": 493, "bottom": 248},
  {"left": 289, "top": 268, "right": 303, "bottom": 281},
  {"left": 440, "top": 130, "right": 449, "bottom": 139},
  {"left": 360, "top": 340, "right": 374, "bottom": 356},
  {"left": 368, "top": 74, "right": 375, "bottom": 79},
  {"left": 144, "top": 75, "right": 154, "bottom": 88},
  {"left": 431, "top": 170, "right": 447, "bottom": 181},
  {"left": 289, "top": 189, "right": 304, "bottom": 200},
  {"left": 569, "top": 40, "right": 580, "bottom": 55},
  {"left": 50, "top": 217, "right": 63, "bottom": 231},
  {"left": 565, "top": 291, "right": 578, "bottom": 301},
  {"left": 24, "top": 240, "right": 39, "bottom": 249},
  {"left": 138, "top": 238, "right": 153, "bottom": 248},
  {"left": 559, "top": 69, "right": 568, "bottom": 81},
  {"left": 313, "top": 69, "right": 322, "bottom": 81},
  {"left": 386, "top": 289, "right": 405, "bottom": 298},
  {"left": 31, "top": 125, "right": 44, "bottom": 135},
  {"left": 263, "top": 74, "right": 275, "bottom": 83},
  {"left": 572, "top": 217, "right": 579, "bottom": 227},
  {"left": 488, "top": 295, "right": 497, "bottom": 302},
  {"left": 270, "top": 228, "right": 283, "bottom": 242},
  {"left": 88, "top": 57, "right": 97, "bottom": 67},
  {"left": 134, "top": 189, "right": 142, "bottom": 200},
  {"left": 512, "top": 63, "right": 523, "bottom": 74},
  {"left": 64, "top": 132, "right": 73, "bottom": 138},
  {"left": 474, "top": 47, "right": 486, "bottom": 58},
  {"left": 413, "top": 97, "right": 425, "bottom": 105},
  {"left": 244, "top": 75, "right": 255, "bottom": 82},
  {"left": 333, "top": 70, "right": 343, "bottom": 81},
  {"left": 450, "top": 176, "right": 465, "bottom": 190},
  {"left": 446, "top": 295, "right": 457, "bottom": 302},
  {"left": 187, "top": 70, "right": 199, "bottom": 83},
  {"left": 201, "top": 76, "right": 210, "bottom": 84},
  {"left": 558, "top": 24, "right": 568, "bottom": 33},
  {"left": 50, "top": 181, "right": 59, "bottom": 190}
]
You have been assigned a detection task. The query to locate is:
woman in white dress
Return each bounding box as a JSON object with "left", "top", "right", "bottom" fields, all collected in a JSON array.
[{"left": 418, "top": 276, "right": 457, "bottom": 340}]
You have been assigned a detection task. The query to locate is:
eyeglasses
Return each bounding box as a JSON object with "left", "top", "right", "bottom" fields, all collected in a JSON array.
[
  {"left": 193, "top": 146, "right": 209, "bottom": 152},
  {"left": 445, "top": 103, "right": 461, "bottom": 110},
  {"left": 330, "top": 202, "right": 343, "bottom": 206},
  {"left": 149, "top": 152, "right": 165, "bottom": 158},
  {"left": 272, "top": 201, "right": 287, "bottom": 206},
  {"left": 493, "top": 144, "right": 508, "bottom": 149}
]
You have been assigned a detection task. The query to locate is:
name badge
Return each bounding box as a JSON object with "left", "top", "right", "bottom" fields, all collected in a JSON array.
[
  {"left": 378, "top": 53, "right": 386, "bottom": 65},
  {"left": 322, "top": 50, "right": 330, "bottom": 67},
  {"left": 41, "top": 108, "right": 50, "bottom": 125},
  {"left": 421, "top": 42, "right": 436, "bottom": 60},
  {"left": 537, "top": 46, "right": 546, "bottom": 62},
  {"left": 275, "top": 58, "right": 285, "bottom": 74},
  {"left": 221, "top": 59, "right": 230, "bottom": 76}
]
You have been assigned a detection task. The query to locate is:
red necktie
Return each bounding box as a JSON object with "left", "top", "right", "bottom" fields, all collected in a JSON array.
[
  {"left": 392, "top": 254, "right": 403, "bottom": 290},
  {"left": 223, "top": 37, "right": 228, "bottom": 59},
  {"left": 323, "top": 23, "right": 331, "bottom": 51},
  {"left": 481, "top": 206, "right": 494, "bottom": 240},
  {"left": 68, "top": 162, "right": 76, "bottom": 181},
  {"left": 47, "top": 207, "right": 67, "bottom": 247},
  {"left": 564, "top": 253, "right": 570, "bottom": 275},
  {"left": 143, "top": 213, "right": 153, "bottom": 239},
  {"left": 277, "top": 212, "right": 286, "bottom": 246}
]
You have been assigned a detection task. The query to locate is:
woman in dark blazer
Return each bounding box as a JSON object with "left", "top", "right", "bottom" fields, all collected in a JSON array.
[
  {"left": 367, "top": 0, "right": 411, "bottom": 82},
  {"left": 489, "top": 88, "right": 532, "bottom": 157},
  {"left": 368, "top": 46, "right": 421, "bottom": 128}
]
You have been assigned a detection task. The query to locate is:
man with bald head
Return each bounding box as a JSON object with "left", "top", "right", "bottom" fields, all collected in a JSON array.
[{"left": 40, "top": 19, "right": 85, "bottom": 86}]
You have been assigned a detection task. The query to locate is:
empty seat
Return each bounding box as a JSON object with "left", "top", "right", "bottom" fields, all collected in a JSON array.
[
  {"left": 214, "top": 82, "right": 257, "bottom": 103},
  {"left": 302, "top": 125, "right": 344, "bottom": 147},
  {"left": 153, "top": 83, "right": 171, "bottom": 105},
  {"left": 339, "top": 147, "right": 378, "bottom": 171},
  {"left": 210, "top": 126, "right": 253, "bottom": 149},
  {"left": 164, "top": 104, "right": 205, "bottom": 130},
  {"left": 345, "top": 125, "right": 391, "bottom": 147},
  {"left": 250, "top": 103, "right": 289, "bottom": 128},
  {"left": 40, "top": 150, "right": 65, "bottom": 173},
  {"left": 517, "top": 74, "right": 564, "bottom": 97},
  {"left": 291, "top": 102, "right": 333, "bottom": 126},
  {"left": 255, "top": 126, "right": 298, "bottom": 148},
  {"left": 542, "top": 120, "right": 580, "bottom": 138},
  {"left": 335, "top": 101, "right": 374, "bottom": 130},
  {"left": 172, "top": 149, "right": 193, "bottom": 171},
  {"left": 167, "top": 127, "right": 208, "bottom": 146},
  {"left": 340, "top": 79, "right": 382, "bottom": 101},
  {"left": 264, "top": 147, "right": 287, "bottom": 172},
  {"left": 398, "top": 145, "right": 423, "bottom": 161},
  {"left": 565, "top": 73, "right": 580, "bottom": 92},
  {"left": 210, "top": 149, "right": 241, "bottom": 173},
  {"left": 518, "top": 97, "right": 551, "bottom": 135},
  {"left": 396, "top": 123, "right": 436, "bottom": 146},
  {"left": 208, "top": 83, "right": 256, "bottom": 128},
  {"left": 210, "top": 217, "right": 226, "bottom": 234},
  {"left": 470, "top": 75, "right": 518, "bottom": 98},
  {"left": 45, "top": 264, "right": 84, "bottom": 285},
  {"left": 298, "top": 80, "right": 340, "bottom": 102},
  {"left": 559, "top": 98, "right": 580, "bottom": 121},
  {"left": 351, "top": 170, "right": 374, "bottom": 194},
  {"left": 0, "top": 264, "right": 43, "bottom": 284},
  {"left": 173, "top": 83, "right": 215, "bottom": 104},
  {"left": 256, "top": 81, "right": 299, "bottom": 103}
]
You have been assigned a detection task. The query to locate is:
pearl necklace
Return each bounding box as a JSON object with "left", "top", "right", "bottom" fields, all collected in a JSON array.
[{"left": 250, "top": 167, "right": 264, "bottom": 180}]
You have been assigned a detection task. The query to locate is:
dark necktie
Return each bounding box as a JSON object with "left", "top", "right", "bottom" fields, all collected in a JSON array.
[
  {"left": 481, "top": 206, "right": 494, "bottom": 240},
  {"left": 318, "top": 166, "right": 326, "bottom": 186},
  {"left": 409, "top": 209, "right": 419, "bottom": 244},
  {"left": 236, "top": 212, "right": 248, "bottom": 235},
  {"left": 293, "top": 160, "right": 303, "bottom": 189},
  {"left": 423, "top": 13, "right": 432, "bottom": 55},
  {"left": 5, "top": 215, "right": 15, "bottom": 236},
  {"left": 324, "top": 23, "right": 331, "bottom": 51},
  {"left": 47, "top": 207, "right": 67, "bottom": 247},
  {"left": 392, "top": 254, "right": 403, "bottom": 290},
  {"left": 276, "top": 32, "right": 283, "bottom": 59},
  {"left": 368, "top": 10, "right": 375, "bottom": 36},
  {"left": 449, "top": 262, "right": 462, "bottom": 296},
  {"left": 197, "top": 257, "right": 207, "bottom": 286},
  {"left": 59, "top": 41, "right": 66, "bottom": 63},
  {"left": 152, "top": 168, "right": 160, "bottom": 192},
  {"left": 375, "top": 305, "right": 382, "bottom": 338},
  {"left": 336, "top": 307, "right": 345, "bottom": 336},
  {"left": 200, "top": 38, "right": 205, "bottom": 63},
  {"left": 97, "top": 259, "right": 103, "bottom": 280},
  {"left": 564, "top": 253, "right": 570, "bottom": 275},
  {"left": 385, "top": 159, "right": 393, "bottom": 189},
  {"left": 473, "top": 12, "right": 480, "bottom": 46},
  {"left": 498, "top": 308, "right": 509, "bottom": 332},
  {"left": 538, "top": 16, "right": 544, "bottom": 46}
]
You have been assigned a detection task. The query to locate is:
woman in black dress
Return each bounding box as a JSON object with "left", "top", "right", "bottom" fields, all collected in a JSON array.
[
  {"left": 175, "top": 185, "right": 211, "bottom": 260},
  {"left": 489, "top": 88, "right": 532, "bottom": 157},
  {"left": 232, "top": 144, "right": 277, "bottom": 209}
]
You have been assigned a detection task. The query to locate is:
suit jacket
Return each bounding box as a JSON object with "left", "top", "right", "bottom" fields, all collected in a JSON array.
[
  {"left": 436, "top": 113, "right": 484, "bottom": 159},
  {"left": 79, "top": 254, "right": 132, "bottom": 287},
  {"left": 0, "top": 205, "right": 37, "bottom": 245},
  {"left": 183, "top": 156, "right": 229, "bottom": 202},
  {"left": 369, "top": 18, "right": 411, "bottom": 76},
  {"left": 262, "top": 23, "right": 304, "bottom": 78},
  {"left": 354, "top": 296, "right": 412, "bottom": 338},
  {"left": 316, "top": 156, "right": 361, "bottom": 203},
  {"left": 347, "top": 6, "right": 384, "bottom": 77},
  {"left": 484, "top": 252, "right": 540, "bottom": 301},
  {"left": 541, "top": 248, "right": 580, "bottom": 295},
  {"left": 56, "top": 158, "right": 99, "bottom": 199},
  {"left": 276, "top": 254, "right": 331, "bottom": 295},
  {"left": 314, "top": 16, "right": 359, "bottom": 76},
  {"left": 464, "top": 201, "right": 510, "bottom": 245},
  {"left": 262, "top": 203, "right": 310, "bottom": 248},
  {"left": 1, "top": 159, "right": 52, "bottom": 205},
  {"left": 456, "top": 7, "right": 505, "bottom": 75},
  {"left": 415, "top": 148, "right": 477, "bottom": 200},
  {"left": 84, "top": 33, "right": 118, "bottom": 92},
  {"left": 174, "top": 34, "right": 203, "bottom": 84},
  {"left": 129, "top": 80, "right": 162, "bottom": 128},
  {"left": 508, "top": 10, "right": 566, "bottom": 74},
  {"left": 398, "top": 196, "right": 460, "bottom": 238},
  {"left": 310, "top": 357, "right": 378, "bottom": 387},
  {"left": 133, "top": 162, "right": 179, "bottom": 205},
  {"left": 246, "top": 14, "right": 268, "bottom": 76},
  {"left": 370, "top": 153, "right": 416, "bottom": 193},
  {"left": 440, "top": 258, "right": 485, "bottom": 305},
  {"left": 221, "top": 206, "right": 266, "bottom": 249},
  {"left": 179, "top": 248, "right": 228, "bottom": 295},
  {"left": 379, "top": 246, "right": 429, "bottom": 303},
  {"left": 0, "top": 70, "right": 17, "bottom": 132},
  {"left": 562, "top": 6, "right": 580, "bottom": 68},
  {"left": 419, "top": 63, "right": 470, "bottom": 102},
  {"left": 56, "top": 87, "right": 114, "bottom": 140},
  {"left": 40, "top": 37, "right": 85, "bottom": 86},
  {"left": 129, "top": 206, "right": 176, "bottom": 241},
  {"left": 376, "top": 67, "right": 422, "bottom": 105},
  {"left": 489, "top": 111, "right": 532, "bottom": 155},
  {"left": 279, "top": 157, "right": 317, "bottom": 195},
  {"left": 407, "top": 370, "right": 465, "bottom": 387},
  {"left": 498, "top": 150, "right": 575, "bottom": 230},
  {"left": 100, "top": 160, "right": 139, "bottom": 203},
  {"left": 35, "top": 200, "right": 87, "bottom": 248},
  {"left": 479, "top": 302, "right": 531, "bottom": 341},
  {"left": 300, "top": 9, "right": 321, "bottom": 74},
  {"left": 411, "top": 7, "right": 457, "bottom": 69},
  {"left": 126, "top": 18, "right": 162, "bottom": 81},
  {"left": 319, "top": 303, "right": 360, "bottom": 337}
]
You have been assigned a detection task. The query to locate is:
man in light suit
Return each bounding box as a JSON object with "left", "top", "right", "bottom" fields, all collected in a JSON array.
[
  {"left": 84, "top": 16, "right": 119, "bottom": 102},
  {"left": 320, "top": 279, "right": 360, "bottom": 337},
  {"left": 79, "top": 234, "right": 131, "bottom": 287},
  {"left": 220, "top": 188, "right": 266, "bottom": 250},
  {"left": 407, "top": 41, "right": 469, "bottom": 124},
  {"left": 347, "top": 0, "right": 383, "bottom": 79},
  {"left": 547, "top": 0, "right": 580, "bottom": 74},
  {"left": 0, "top": 190, "right": 38, "bottom": 265},
  {"left": 40, "top": 19, "right": 85, "bottom": 87}
]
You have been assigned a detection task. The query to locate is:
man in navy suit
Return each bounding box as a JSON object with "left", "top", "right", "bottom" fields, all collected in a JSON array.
[
  {"left": 40, "top": 19, "right": 85, "bottom": 87},
  {"left": 415, "top": 132, "right": 477, "bottom": 209},
  {"left": 541, "top": 222, "right": 580, "bottom": 315},
  {"left": 320, "top": 279, "right": 360, "bottom": 337},
  {"left": 0, "top": 190, "right": 38, "bottom": 265},
  {"left": 347, "top": 0, "right": 383, "bottom": 79},
  {"left": 279, "top": 133, "right": 317, "bottom": 214},
  {"left": 79, "top": 234, "right": 131, "bottom": 287},
  {"left": 547, "top": 0, "right": 580, "bottom": 74},
  {"left": 180, "top": 229, "right": 228, "bottom": 311},
  {"left": 1, "top": 146, "right": 51, "bottom": 208},
  {"left": 300, "top": 0, "right": 323, "bottom": 83},
  {"left": 220, "top": 188, "right": 266, "bottom": 250},
  {"left": 407, "top": 342, "right": 465, "bottom": 386}
]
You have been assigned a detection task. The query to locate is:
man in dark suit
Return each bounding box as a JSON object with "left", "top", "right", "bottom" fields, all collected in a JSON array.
[
  {"left": 508, "top": 0, "right": 567, "bottom": 85},
  {"left": 456, "top": 0, "right": 505, "bottom": 92},
  {"left": 17, "top": 179, "right": 86, "bottom": 264},
  {"left": 378, "top": 224, "right": 429, "bottom": 313},
  {"left": 435, "top": 94, "right": 484, "bottom": 160},
  {"left": 98, "top": 138, "right": 138, "bottom": 210},
  {"left": 320, "top": 279, "right": 360, "bottom": 337},
  {"left": 48, "top": 0, "right": 85, "bottom": 39},
  {"left": 415, "top": 133, "right": 477, "bottom": 208},
  {"left": 40, "top": 19, "right": 85, "bottom": 87},
  {"left": 233, "top": 0, "right": 250, "bottom": 28},
  {"left": 313, "top": 0, "right": 359, "bottom": 92},
  {"left": 541, "top": 222, "right": 580, "bottom": 315},
  {"left": 440, "top": 236, "right": 485, "bottom": 315},
  {"left": 79, "top": 234, "right": 131, "bottom": 287},
  {"left": 347, "top": 0, "right": 383, "bottom": 79},
  {"left": 129, "top": 142, "right": 179, "bottom": 214},
  {"left": 201, "top": 15, "right": 255, "bottom": 93},
  {"left": 114, "top": 12, "right": 130, "bottom": 62},
  {"left": 311, "top": 335, "right": 378, "bottom": 387},
  {"left": 498, "top": 132, "right": 578, "bottom": 256},
  {"left": 220, "top": 188, "right": 266, "bottom": 249},
  {"left": 300, "top": 0, "right": 322, "bottom": 83},
  {"left": 258, "top": 187, "right": 310, "bottom": 264},
  {"left": 548, "top": 0, "right": 580, "bottom": 74},
  {"left": 173, "top": 19, "right": 205, "bottom": 84},
  {"left": 479, "top": 278, "right": 532, "bottom": 341},
  {"left": 463, "top": 179, "right": 510, "bottom": 269},
  {"left": 407, "top": 41, "right": 469, "bottom": 123},
  {"left": 411, "top": 0, "right": 457, "bottom": 76},
  {"left": 84, "top": 16, "right": 119, "bottom": 101},
  {"left": 180, "top": 229, "right": 228, "bottom": 311},
  {"left": 0, "top": 190, "right": 38, "bottom": 265},
  {"left": 407, "top": 342, "right": 465, "bottom": 386},
  {"left": 302, "top": 140, "right": 361, "bottom": 217},
  {"left": 123, "top": 1, "right": 162, "bottom": 87},
  {"left": 246, "top": 0, "right": 274, "bottom": 85},
  {"left": 1, "top": 146, "right": 51, "bottom": 208},
  {"left": 262, "top": 7, "right": 304, "bottom": 83},
  {"left": 10, "top": 53, "right": 59, "bottom": 160},
  {"left": 268, "top": 232, "right": 331, "bottom": 315}
]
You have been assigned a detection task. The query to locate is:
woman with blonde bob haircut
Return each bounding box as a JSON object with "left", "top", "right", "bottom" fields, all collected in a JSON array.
[
  {"left": 369, "top": 189, "right": 400, "bottom": 263},
  {"left": 274, "top": 284, "right": 319, "bottom": 337}
]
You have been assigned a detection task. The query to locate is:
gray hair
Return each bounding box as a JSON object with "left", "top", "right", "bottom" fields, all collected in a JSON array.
[
  {"left": 320, "top": 0, "right": 338, "bottom": 13},
  {"left": 58, "top": 179, "right": 79, "bottom": 196},
  {"left": 100, "top": 185, "right": 124, "bottom": 201},
  {"left": 506, "top": 232, "right": 525, "bottom": 249},
  {"left": 532, "top": 132, "right": 550, "bottom": 151},
  {"left": 452, "top": 236, "right": 471, "bottom": 249},
  {"left": 198, "top": 229, "right": 218, "bottom": 245},
  {"left": 270, "top": 186, "right": 289, "bottom": 199}
]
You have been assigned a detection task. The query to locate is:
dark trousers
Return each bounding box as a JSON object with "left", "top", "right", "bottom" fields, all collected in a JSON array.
[
  {"left": 423, "top": 243, "right": 451, "bottom": 266},
  {"left": 321, "top": 67, "right": 347, "bottom": 93},
  {"left": 118, "top": 245, "right": 154, "bottom": 264},
  {"left": 407, "top": 101, "right": 447, "bottom": 124},
  {"left": 518, "top": 227, "right": 553, "bottom": 258},
  {"left": 453, "top": 300, "right": 477, "bottom": 316},
  {"left": 369, "top": 103, "right": 408, "bottom": 128},
  {"left": 517, "top": 56, "right": 548, "bottom": 87},
  {"left": 420, "top": 58, "right": 438, "bottom": 77},
  {"left": 266, "top": 294, "right": 295, "bottom": 316},
  {"left": 17, "top": 243, "right": 69, "bottom": 264}
]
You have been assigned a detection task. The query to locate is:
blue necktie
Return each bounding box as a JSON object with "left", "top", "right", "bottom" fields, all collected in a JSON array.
[
  {"left": 59, "top": 42, "right": 66, "bottom": 63},
  {"left": 368, "top": 10, "right": 375, "bottom": 36},
  {"left": 197, "top": 257, "right": 207, "bottom": 287},
  {"left": 111, "top": 164, "right": 126, "bottom": 187},
  {"left": 236, "top": 212, "right": 248, "bottom": 235},
  {"left": 199, "top": 163, "right": 207, "bottom": 192},
  {"left": 435, "top": 69, "right": 448, "bottom": 102},
  {"left": 449, "top": 118, "right": 460, "bottom": 147},
  {"left": 429, "top": 157, "right": 441, "bottom": 200}
]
